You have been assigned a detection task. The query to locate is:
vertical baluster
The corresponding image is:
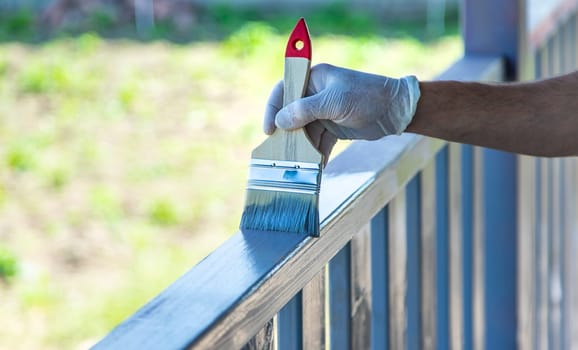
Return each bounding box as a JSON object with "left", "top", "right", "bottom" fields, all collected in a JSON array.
[
  {"left": 534, "top": 44, "right": 550, "bottom": 350},
  {"left": 557, "top": 20, "right": 568, "bottom": 73},
  {"left": 388, "top": 192, "right": 407, "bottom": 350},
  {"left": 548, "top": 34, "right": 563, "bottom": 350},
  {"left": 420, "top": 161, "right": 436, "bottom": 350},
  {"left": 561, "top": 17, "right": 574, "bottom": 73},
  {"left": 535, "top": 45, "right": 543, "bottom": 79},
  {"left": 533, "top": 158, "right": 542, "bottom": 349},
  {"left": 351, "top": 224, "right": 372, "bottom": 350},
  {"left": 550, "top": 158, "right": 563, "bottom": 350},
  {"left": 302, "top": 269, "right": 326, "bottom": 350},
  {"left": 278, "top": 293, "right": 303, "bottom": 350},
  {"left": 436, "top": 146, "right": 450, "bottom": 349},
  {"left": 472, "top": 146, "right": 484, "bottom": 350},
  {"left": 561, "top": 158, "right": 570, "bottom": 350},
  {"left": 572, "top": 14, "right": 578, "bottom": 69},
  {"left": 559, "top": 159, "right": 567, "bottom": 350},
  {"left": 371, "top": 207, "right": 389, "bottom": 350},
  {"left": 329, "top": 244, "right": 351, "bottom": 350},
  {"left": 549, "top": 30, "right": 558, "bottom": 77},
  {"left": 553, "top": 22, "right": 562, "bottom": 76},
  {"left": 538, "top": 158, "right": 550, "bottom": 350},
  {"left": 481, "top": 146, "right": 518, "bottom": 349},
  {"left": 516, "top": 155, "right": 537, "bottom": 350},
  {"left": 449, "top": 143, "right": 464, "bottom": 350},
  {"left": 406, "top": 176, "right": 421, "bottom": 350},
  {"left": 565, "top": 159, "right": 578, "bottom": 349},
  {"left": 461, "top": 145, "right": 474, "bottom": 350}
]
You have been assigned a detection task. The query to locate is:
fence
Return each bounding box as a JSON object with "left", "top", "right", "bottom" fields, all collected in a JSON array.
[{"left": 94, "top": 0, "right": 578, "bottom": 349}]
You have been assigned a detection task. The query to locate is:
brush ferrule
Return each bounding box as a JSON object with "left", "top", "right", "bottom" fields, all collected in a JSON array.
[{"left": 247, "top": 159, "right": 321, "bottom": 194}]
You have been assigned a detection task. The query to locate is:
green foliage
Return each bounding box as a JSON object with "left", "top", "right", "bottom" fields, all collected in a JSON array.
[
  {"left": 5, "top": 144, "right": 36, "bottom": 172},
  {"left": 0, "top": 182, "right": 5, "bottom": 209},
  {"left": 221, "top": 22, "right": 278, "bottom": 58},
  {"left": 0, "top": 245, "right": 19, "bottom": 283},
  {"left": 46, "top": 167, "right": 70, "bottom": 190},
  {"left": 19, "top": 61, "right": 72, "bottom": 94},
  {"left": 18, "top": 56, "right": 98, "bottom": 97},
  {"left": 0, "top": 10, "right": 34, "bottom": 38},
  {"left": 89, "top": 7, "right": 117, "bottom": 29},
  {"left": 148, "top": 198, "right": 180, "bottom": 226},
  {"left": 117, "top": 80, "right": 140, "bottom": 111},
  {"left": 73, "top": 32, "right": 103, "bottom": 55},
  {"left": 0, "top": 59, "right": 8, "bottom": 77},
  {"left": 19, "top": 272, "right": 61, "bottom": 309},
  {"left": 89, "top": 186, "right": 123, "bottom": 221}
]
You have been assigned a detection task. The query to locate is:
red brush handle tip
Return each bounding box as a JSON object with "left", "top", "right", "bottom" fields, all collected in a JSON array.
[{"left": 285, "top": 18, "right": 312, "bottom": 60}]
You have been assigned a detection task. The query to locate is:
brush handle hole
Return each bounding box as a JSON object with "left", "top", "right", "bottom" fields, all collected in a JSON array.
[{"left": 294, "top": 40, "right": 304, "bottom": 51}]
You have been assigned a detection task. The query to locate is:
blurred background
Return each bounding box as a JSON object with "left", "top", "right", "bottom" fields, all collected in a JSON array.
[{"left": 0, "top": 0, "right": 461, "bottom": 348}]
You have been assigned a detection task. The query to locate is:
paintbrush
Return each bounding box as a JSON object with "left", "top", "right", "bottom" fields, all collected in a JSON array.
[{"left": 240, "top": 18, "right": 324, "bottom": 236}]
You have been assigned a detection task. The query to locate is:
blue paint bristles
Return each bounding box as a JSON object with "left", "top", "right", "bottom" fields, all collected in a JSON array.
[{"left": 240, "top": 189, "right": 319, "bottom": 236}]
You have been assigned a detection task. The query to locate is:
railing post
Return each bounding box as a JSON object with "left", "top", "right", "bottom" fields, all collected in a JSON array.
[
  {"left": 370, "top": 207, "right": 389, "bottom": 350},
  {"left": 435, "top": 146, "right": 450, "bottom": 350},
  {"left": 329, "top": 244, "right": 352, "bottom": 350},
  {"left": 405, "top": 176, "right": 422, "bottom": 350},
  {"left": 463, "top": 0, "right": 526, "bottom": 349}
]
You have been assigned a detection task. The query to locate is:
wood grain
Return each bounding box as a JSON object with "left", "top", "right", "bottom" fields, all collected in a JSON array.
[
  {"left": 351, "top": 224, "right": 371, "bottom": 350},
  {"left": 302, "top": 269, "right": 326, "bottom": 350},
  {"left": 252, "top": 57, "right": 322, "bottom": 164},
  {"left": 420, "top": 161, "right": 436, "bottom": 350},
  {"left": 388, "top": 192, "right": 407, "bottom": 350}
]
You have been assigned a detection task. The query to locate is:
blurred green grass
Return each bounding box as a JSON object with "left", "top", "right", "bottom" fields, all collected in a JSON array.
[{"left": 0, "top": 10, "right": 462, "bottom": 350}]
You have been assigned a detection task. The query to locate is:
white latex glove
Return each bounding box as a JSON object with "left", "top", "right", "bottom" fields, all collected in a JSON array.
[{"left": 264, "top": 64, "right": 421, "bottom": 159}]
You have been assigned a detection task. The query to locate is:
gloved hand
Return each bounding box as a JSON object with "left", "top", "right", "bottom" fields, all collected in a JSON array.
[{"left": 263, "top": 63, "right": 421, "bottom": 159}]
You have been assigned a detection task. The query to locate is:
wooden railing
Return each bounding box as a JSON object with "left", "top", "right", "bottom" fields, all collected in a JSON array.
[
  {"left": 93, "top": 0, "right": 578, "bottom": 349},
  {"left": 517, "top": 1, "right": 578, "bottom": 349}
]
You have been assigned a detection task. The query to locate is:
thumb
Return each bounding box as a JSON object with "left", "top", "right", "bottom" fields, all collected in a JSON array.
[{"left": 275, "top": 94, "right": 326, "bottom": 130}]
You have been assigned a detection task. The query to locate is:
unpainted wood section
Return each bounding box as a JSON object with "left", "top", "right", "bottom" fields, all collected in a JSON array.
[
  {"left": 448, "top": 143, "right": 464, "bottom": 350},
  {"left": 548, "top": 35, "right": 563, "bottom": 350},
  {"left": 560, "top": 158, "right": 576, "bottom": 350},
  {"left": 302, "top": 268, "right": 326, "bottom": 350},
  {"left": 559, "top": 160, "right": 569, "bottom": 350},
  {"left": 420, "top": 161, "right": 436, "bottom": 350},
  {"left": 566, "top": 159, "right": 578, "bottom": 349},
  {"left": 538, "top": 158, "right": 551, "bottom": 350},
  {"left": 370, "top": 208, "right": 388, "bottom": 350},
  {"left": 252, "top": 57, "right": 322, "bottom": 163},
  {"left": 388, "top": 193, "right": 407, "bottom": 350},
  {"left": 351, "top": 224, "right": 372, "bottom": 350},
  {"left": 241, "top": 320, "right": 274, "bottom": 350},
  {"left": 93, "top": 58, "right": 504, "bottom": 350},
  {"left": 516, "top": 155, "right": 536, "bottom": 350},
  {"left": 536, "top": 45, "right": 550, "bottom": 350},
  {"left": 550, "top": 159, "right": 563, "bottom": 350},
  {"left": 472, "top": 147, "right": 484, "bottom": 350},
  {"left": 564, "top": 160, "right": 575, "bottom": 350}
]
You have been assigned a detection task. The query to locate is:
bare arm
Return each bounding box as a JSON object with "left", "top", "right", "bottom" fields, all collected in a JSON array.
[{"left": 407, "top": 72, "right": 578, "bottom": 157}]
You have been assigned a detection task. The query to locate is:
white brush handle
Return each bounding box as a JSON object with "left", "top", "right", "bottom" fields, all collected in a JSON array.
[{"left": 252, "top": 58, "right": 323, "bottom": 163}]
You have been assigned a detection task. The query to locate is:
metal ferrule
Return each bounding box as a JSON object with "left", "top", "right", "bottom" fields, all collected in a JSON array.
[{"left": 247, "top": 159, "right": 321, "bottom": 194}]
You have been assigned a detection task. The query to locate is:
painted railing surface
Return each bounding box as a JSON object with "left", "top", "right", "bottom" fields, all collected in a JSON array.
[{"left": 94, "top": 0, "right": 578, "bottom": 349}]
